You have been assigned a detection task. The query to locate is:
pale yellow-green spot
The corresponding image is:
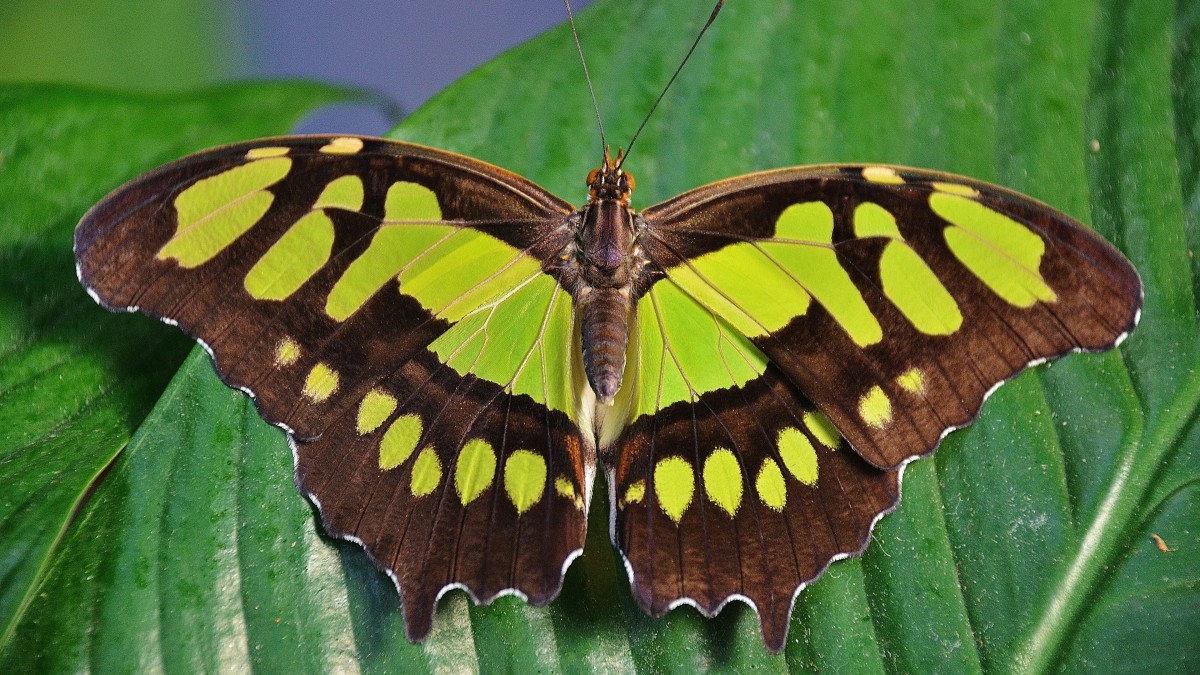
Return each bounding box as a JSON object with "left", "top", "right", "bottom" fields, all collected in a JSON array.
[
  {"left": 410, "top": 447, "right": 442, "bottom": 497},
  {"left": 767, "top": 202, "right": 882, "bottom": 346},
  {"left": 776, "top": 427, "right": 819, "bottom": 486},
  {"left": 302, "top": 363, "right": 339, "bottom": 402},
  {"left": 320, "top": 136, "right": 364, "bottom": 154},
  {"left": 555, "top": 477, "right": 578, "bottom": 504},
  {"left": 897, "top": 368, "right": 925, "bottom": 395},
  {"left": 330, "top": 218, "right": 573, "bottom": 416},
  {"left": 932, "top": 182, "right": 980, "bottom": 197},
  {"left": 668, "top": 243, "right": 812, "bottom": 337},
  {"left": 859, "top": 385, "right": 893, "bottom": 428},
  {"left": 274, "top": 337, "right": 301, "bottom": 367},
  {"left": 508, "top": 285, "right": 575, "bottom": 414},
  {"left": 325, "top": 224, "right": 453, "bottom": 321},
  {"left": 624, "top": 480, "right": 646, "bottom": 506},
  {"left": 774, "top": 201, "right": 835, "bottom": 241},
  {"left": 385, "top": 181, "right": 441, "bottom": 222},
  {"left": 853, "top": 202, "right": 903, "bottom": 239},
  {"left": 429, "top": 274, "right": 575, "bottom": 416},
  {"left": 246, "top": 146, "right": 289, "bottom": 159},
  {"left": 313, "top": 175, "right": 365, "bottom": 211},
  {"left": 879, "top": 242, "right": 963, "bottom": 335},
  {"left": 755, "top": 458, "right": 787, "bottom": 511},
  {"left": 931, "top": 193, "right": 1057, "bottom": 307},
  {"left": 158, "top": 157, "right": 291, "bottom": 267},
  {"left": 379, "top": 414, "right": 423, "bottom": 470},
  {"left": 851, "top": 202, "right": 963, "bottom": 336},
  {"left": 703, "top": 448, "right": 743, "bottom": 517},
  {"left": 401, "top": 230, "right": 536, "bottom": 319},
  {"left": 356, "top": 389, "right": 397, "bottom": 435},
  {"left": 631, "top": 282, "right": 768, "bottom": 415},
  {"left": 804, "top": 411, "right": 840, "bottom": 449},
  {"left": 862, "top": 166, "right": 904, "bottom": 184},
  {"left": 454, "top": 439, "right": 497, "bottom": 506},
  {"left": 654, "top": 457, "right": 694, "bottom": 523},
  {"left": 504, "top": 450, "right": 547, "bottom": 514},
  {"left": 244, "top": 210, "right": 335, "bottom": 300}
]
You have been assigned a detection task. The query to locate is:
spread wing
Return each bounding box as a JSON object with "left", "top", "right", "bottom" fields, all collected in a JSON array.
[
  {"left": 605, "top": 164, "right": 1142, "bottom": 650},
  {"left": 75, "top": 135, "right": 593, "bottom": 642}
]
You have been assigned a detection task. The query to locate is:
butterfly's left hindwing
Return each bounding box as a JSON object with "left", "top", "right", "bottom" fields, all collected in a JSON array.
[{"left": 75, "top": 136, "right": 591, "bottom": 641}]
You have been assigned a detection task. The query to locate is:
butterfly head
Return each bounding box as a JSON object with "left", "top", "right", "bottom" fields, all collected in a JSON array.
[{"left": 587, "top": 147, "right": 635, "bottom": 205}]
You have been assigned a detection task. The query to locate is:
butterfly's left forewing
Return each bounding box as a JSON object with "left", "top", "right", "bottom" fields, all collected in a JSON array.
[
  {"left": 606, "top": 164, "right": 1141, "bottom": 650},
  {"left": 76, "top": 136, "right": 592, "bottom": 641}
]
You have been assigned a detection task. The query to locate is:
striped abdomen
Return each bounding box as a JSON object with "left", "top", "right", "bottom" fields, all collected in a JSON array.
[{"left": 580, "top": 286, "right": 631, "bottom": 404}]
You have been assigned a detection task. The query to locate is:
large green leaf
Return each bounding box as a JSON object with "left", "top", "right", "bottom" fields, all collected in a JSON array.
[
  {"left": 0, "top": 0, "right": 238, "bottom": 88},
  {"left": 3, "top": 0, "right": 1197, "bottom": 671},
  {"left": 0, "top": 82, "right": 366, "bottom": 656}
]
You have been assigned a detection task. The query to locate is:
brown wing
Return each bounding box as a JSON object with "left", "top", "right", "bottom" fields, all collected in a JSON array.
[
  {"left": 608, "top": 364, "right": 899, "bottom": 651},
  {"left": 636, "top": 164, "right": 1141, "bottom": 469},
  {"left": 75, "top": 135, "right": 591, "bottom": 641},
  {"left": 604, "top": 163, "right": 1140, "bottom": 650}
]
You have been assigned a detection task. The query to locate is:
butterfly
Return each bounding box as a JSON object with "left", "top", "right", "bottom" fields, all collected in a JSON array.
[{"left": 72, "top": 7, "right": 1142, "bottom": 656}]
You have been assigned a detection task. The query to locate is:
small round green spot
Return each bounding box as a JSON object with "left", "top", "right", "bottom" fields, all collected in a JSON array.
[
  {"left": 274, "top": 338, "right": 301, "bottom": 367},
  {"left": 379, "top": 414, "right": 422, "bottom": 470},
  {"left": 410, "top": 447, "right": 442, "bottom": 497},
  {"left": 555, "top": 476, "right": 580, "bottom": 507},
  {"left": 703, "top": 448, "right": 743, "bottom": 517},
  {"left": 897, "top": 368, "right": 925, "bottom": 395},
  {"left": 776, "top": 427, "right": 819, "bottom": 486},
  {"left": 504, "top": 450, "right": 548, "bottom": 514},
  {"left": 756, "top": 458, "right": 787, "bottom": 511},
  {"left": 859, "top": 386, "right": 893, "bottom": 428},
  {"left": 356, "top": 389, "right": 398, "bottom": 435},
  {"left": 653, "top": 457, "right": 695, "bottom": 523},
  {"left": 623, "top": 480, "right": 646, "bottom": 506},
  {"left": 454, "top": 439, "right": 497, "bottom": 506},
  {"left": 804, "top": 411, "right": 841, "bottom": 449},
  {"left": 302, "top": 363, "right": 339, "bottom": 402}
]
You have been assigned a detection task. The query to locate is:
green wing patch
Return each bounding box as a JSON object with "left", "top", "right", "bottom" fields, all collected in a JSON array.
[{"left": 635, "top": 165, "right": 1140, "bottom": 469}]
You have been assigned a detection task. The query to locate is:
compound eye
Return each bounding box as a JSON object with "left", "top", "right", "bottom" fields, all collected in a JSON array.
[
  {"left": 624, "top": 170, "right": 636, "bottom": 191},
  {"left": 586, "top": 168, "right": 600, "bottom": 186}
]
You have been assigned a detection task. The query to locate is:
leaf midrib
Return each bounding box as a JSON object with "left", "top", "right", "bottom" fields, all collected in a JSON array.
[{"left": 1014, "top": 364, "right": 1200, "bottom": 671}]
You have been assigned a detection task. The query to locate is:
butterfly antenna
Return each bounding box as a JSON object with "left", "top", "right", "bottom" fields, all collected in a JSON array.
[
  {"left": 617, "top": 0, "right": 726, "bottom": 170},
  {"left": 564, "top": 0, "right": 608, "bottom": 155}
]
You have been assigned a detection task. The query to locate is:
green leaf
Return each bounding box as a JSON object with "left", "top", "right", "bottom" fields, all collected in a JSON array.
[
  {"left": 0, "top": 82, "right": 366, "bottom": 658},
  {"left": 4, "top": 0, "right": 1198, "bottom": 671},
  {"left": 0, "top": 0, "right": 238, "bottom": 88}
]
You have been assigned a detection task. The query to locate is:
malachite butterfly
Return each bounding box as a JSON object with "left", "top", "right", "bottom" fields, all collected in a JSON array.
[{"left": 73, "top": 3, "right": 1141, "bottom": 654}]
